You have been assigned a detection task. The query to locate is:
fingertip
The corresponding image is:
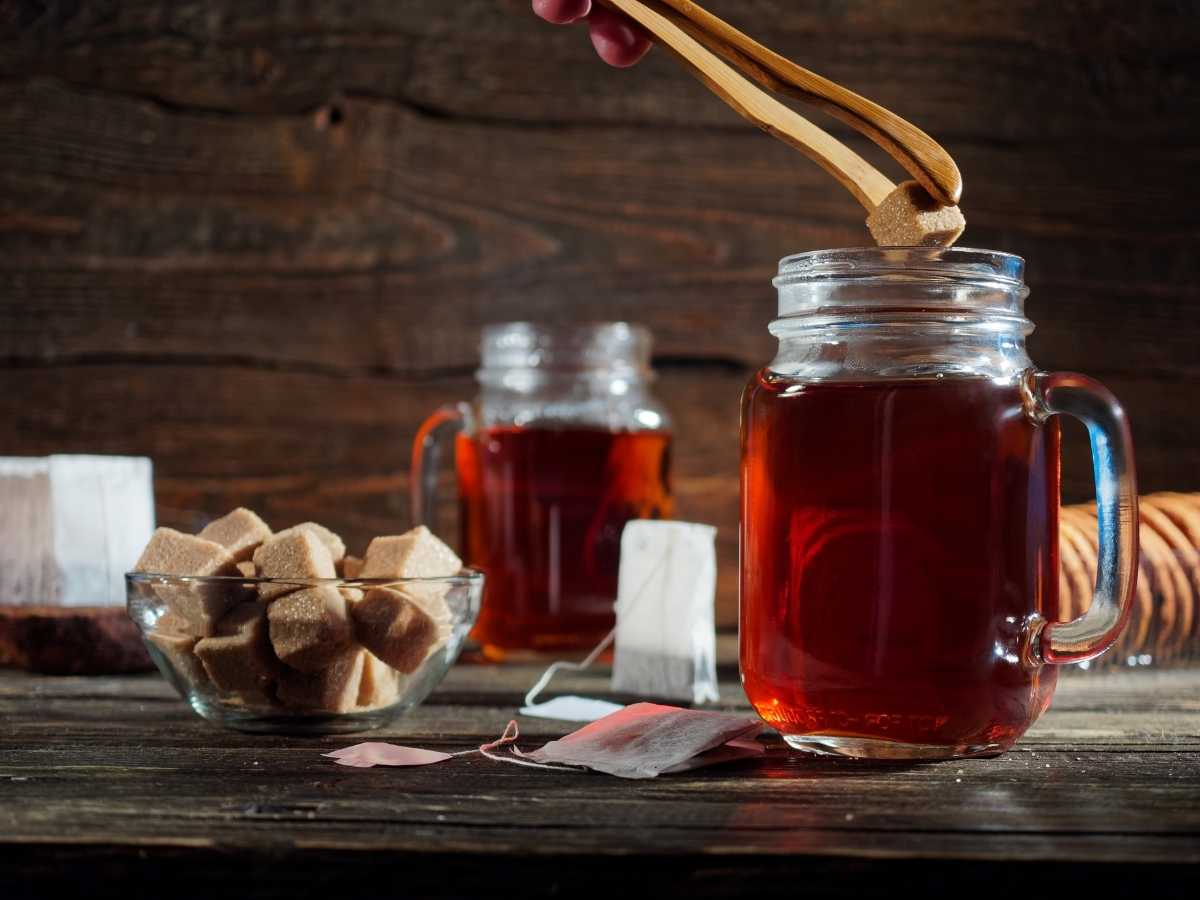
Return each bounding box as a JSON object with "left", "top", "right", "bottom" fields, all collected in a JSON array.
[
  {"left": 588, "top": 7, "right": 652, "bottom": 67},
  {"left": 593, "top": 33, "right": 652, "bottom": 68},
  {"left": 532, "top": 0, "right": 592, "bottom": 25}
]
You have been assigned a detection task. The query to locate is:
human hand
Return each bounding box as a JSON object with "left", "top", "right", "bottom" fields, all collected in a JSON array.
[{"left": 532, "top": 1, "right": 652, "bottom": 67}]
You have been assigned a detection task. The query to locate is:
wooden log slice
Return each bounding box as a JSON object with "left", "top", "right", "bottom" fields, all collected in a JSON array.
[
  {"left": 1138, "top": 500, "right": 1198, "bottom": 655},
  {"left": 1144, "top": 493, "right": 1200, "bottom": 648},
  {"left": 0, "top": 606, "right": 153, "bottom": 675}
]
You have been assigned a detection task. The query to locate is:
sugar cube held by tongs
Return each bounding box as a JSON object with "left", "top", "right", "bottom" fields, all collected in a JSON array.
[{"left": 598, "top": 0, "right": 966, "bottom": 246}]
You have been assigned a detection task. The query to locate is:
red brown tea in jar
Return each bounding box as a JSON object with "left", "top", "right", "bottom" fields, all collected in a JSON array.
[
  {"left": 740, "top": 371, "right": 1061, "bottom": 754},
  {"left": 458, "top": 425, "right": 672, "bottom": 657}
]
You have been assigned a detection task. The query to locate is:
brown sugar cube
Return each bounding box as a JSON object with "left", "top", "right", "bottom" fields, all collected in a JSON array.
[
  {"left": 359, "top": 526, "right": 461, "bottom": 579},
  {"left": 147, "top": 625, "right": 208, "bottom": 689},
  {"left": 866, "top": 180, "right": 966, "bottom": 248},
  {"left": 236, "top": 560, "right": 257, "bottom": 578},
  {"left": 339, "top": 555, "right": 363, "bottom": 579},
  {"left": 154, "top": 609, "right": 198, "bottom": 636},
  {"left": 277, "top": 648, "right": 365, "bottom": 713},
  {"left": 408, "top": 592, "right": 454, "bottom": 643},
  {"left": 252, "top": 529, "right": 336, "bottom": 601},
  {"left": 197, "top": 507, "right": 272, "bottom": 563},
  {"left": 134, "top": 527, "right": 237, "bottom": 580},
  {"left": 134, "top": 527, "right": 239, "bottom": 635},
  {"left": 272, "top": 522, "right": 346, "bottom": 564},
  {"left": 409, "top": 585, "right": 454, "bottom": 630},
  {"left": 357, "top": 651, "right": 403, "bottom": 710},
  {"left": 350, "top": 587, "right": 437, "bottom": 674},
  {"left": 193, "top": 602, "right": 278, "bottom": 699},
  {"left": 359, "top": 526, "right": 461, "bottom": 622},
  {"left": 267, "top": 586, "right": 353, "bottom": 672},
  {"left": 417, "top": 595, "right": 453, "bottom": 649}
]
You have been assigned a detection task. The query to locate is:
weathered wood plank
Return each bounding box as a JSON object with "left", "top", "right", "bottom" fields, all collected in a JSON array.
[
  {"left": 0, "top": 364, "right": 740, "bottom": 539},
  {"left": 0, "top": 362, "right": 1189, "bottom": 500},
  {"left": 1, "top": 360, "right": 1196, "bottom": 626},
  {"left": 1, "top": 666, "right": 1199, "bottom": 900},
  {"left": 2, "top": 0, "right": 1195, "bottom": 147},
  {"left": 1, "top": 80, "right": 1196, "bottom": 377}
]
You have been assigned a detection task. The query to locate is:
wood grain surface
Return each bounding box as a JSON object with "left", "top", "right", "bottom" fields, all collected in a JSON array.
[
  {"left": 1, "top": 658, "right": 1198, "bottom": 898},
  {"left": 2, "top": 1, "right": 1198, "bottom": 625}
]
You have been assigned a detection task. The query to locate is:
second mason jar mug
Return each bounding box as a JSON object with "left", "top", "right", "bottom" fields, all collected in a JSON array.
[
  {"left": 413, "top": 322, "right": 673, "bottom": 659},
  {"left": 740, "top": 247, "right": 1138, "bottom": 760}
]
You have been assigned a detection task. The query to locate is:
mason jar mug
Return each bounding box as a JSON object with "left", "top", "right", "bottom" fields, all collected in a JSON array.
[
  {"left": 414, "top": 322, "right": 673, "bottom": 659},
  {"left": 740, "top": 248, "right": 1138, "bottom": 760}
]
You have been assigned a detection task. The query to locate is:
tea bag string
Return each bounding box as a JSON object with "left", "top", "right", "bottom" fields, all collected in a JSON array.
[
  {"left": 522, "top": 552, "right": 668, "bottom": 709},
  {"left": 464, "top": 720, "right": 579, "bottom": 772},
  {"left": 522, "top": 627, "right": 615, "bottom": 709}
]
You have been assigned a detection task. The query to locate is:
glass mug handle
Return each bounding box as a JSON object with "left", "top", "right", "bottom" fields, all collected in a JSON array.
[
  {"left": 1027, "top": 371, "right": 1139, "bottom": 666},
  {"left": 411, "top": 402, "right": 472, "bottom": 530}
]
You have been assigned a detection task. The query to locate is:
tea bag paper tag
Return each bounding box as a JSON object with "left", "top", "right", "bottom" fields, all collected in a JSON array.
[
  {"left": 611, "top": 521, "right": 719, "bottom": 704},
  {"left": 323, "top": 742, "right": 452, "bottom": 768},
  {"left": 519, "top": 695, "right": 625, "bottom": 722}
]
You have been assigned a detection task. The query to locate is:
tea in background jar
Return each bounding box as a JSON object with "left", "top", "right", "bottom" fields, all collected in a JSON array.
[{"left": 414, "top": 322, "right": 673, "bottom": 659}]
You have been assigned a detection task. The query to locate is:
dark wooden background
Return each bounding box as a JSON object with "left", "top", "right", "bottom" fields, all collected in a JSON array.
[{"left": 2, "top": 1, "right": 1197, "bottom": 624}]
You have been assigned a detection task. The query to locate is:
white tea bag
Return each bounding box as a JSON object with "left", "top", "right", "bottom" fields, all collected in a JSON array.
[
  {"left": 611, "top": 520, "right": 719, "bottom": 704},
  {"left": 0, "top": 455, "right": 155, "bottom": 606}
]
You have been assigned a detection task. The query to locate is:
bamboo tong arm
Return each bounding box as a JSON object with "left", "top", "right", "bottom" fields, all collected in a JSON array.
[
  {"left": 598, "top": 0, "right": 961, "bottom": 211},
  {"left": 652, "top": 0, "right": 962, "bottom": 207},
  {"left": 598, "top": 0, "right": 895, "bottom": 212}
]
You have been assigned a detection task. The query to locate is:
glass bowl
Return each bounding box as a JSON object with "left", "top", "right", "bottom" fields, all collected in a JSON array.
[{"left": 126, "top": 570, "right": 483, "bottom": 734}]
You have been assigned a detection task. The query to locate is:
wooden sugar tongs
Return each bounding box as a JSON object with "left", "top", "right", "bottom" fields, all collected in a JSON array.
[{"left": 597, "top": 0, "right": 965, "bottom": 245}]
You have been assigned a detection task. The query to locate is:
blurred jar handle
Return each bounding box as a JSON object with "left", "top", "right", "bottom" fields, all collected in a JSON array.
[{"left": 411, "top": 402, "right": 472, "bottom": 533}]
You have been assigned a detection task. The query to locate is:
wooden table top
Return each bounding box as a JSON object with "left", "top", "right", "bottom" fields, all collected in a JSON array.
[{"left": 2, "top": 654, "right": 1199, "bottom": 899}]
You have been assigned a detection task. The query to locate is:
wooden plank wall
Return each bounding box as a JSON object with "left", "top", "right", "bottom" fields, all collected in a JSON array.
[{"left": 2, "top": 1, "right": 1197, "bottom": 624}]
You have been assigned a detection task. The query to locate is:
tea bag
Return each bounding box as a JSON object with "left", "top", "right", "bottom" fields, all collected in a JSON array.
[
  {"left": 0, "top": 455, "right": 155, "bottom": 606},
  {"left": 519, "top": 519, "right": 719, "bottom": 721},
  {"left": 611, "top": 521, "right": 719, "bottom": 704},
  {"left": 525, "top": 703, "right": 765, "bottom": 779},
  {"left": 323, "top": 707, "right": 767, "bottom": 779}
]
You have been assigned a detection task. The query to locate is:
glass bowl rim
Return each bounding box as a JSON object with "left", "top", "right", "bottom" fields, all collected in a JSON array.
[{"left": 125, "top": 567, "right": 485, "bottom": 587}]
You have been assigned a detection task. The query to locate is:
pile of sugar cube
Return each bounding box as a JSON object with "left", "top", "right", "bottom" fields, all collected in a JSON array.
[{"left": 134, "top": 509, "right": 462, "bottom": 715}]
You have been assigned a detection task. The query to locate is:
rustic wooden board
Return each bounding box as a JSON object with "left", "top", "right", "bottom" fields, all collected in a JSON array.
[
  {"left": 1, "top": 661, "right": 1198, "bottom": 899},
  {"left": 1, "top": 79, "right": 1196, "bottom": 375},
  {"left": 1, "top": 1, "right": 1198, "bottom": 627},
  {"left": 3, "top": 1, "right": 1197, "bottom": 141}
]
